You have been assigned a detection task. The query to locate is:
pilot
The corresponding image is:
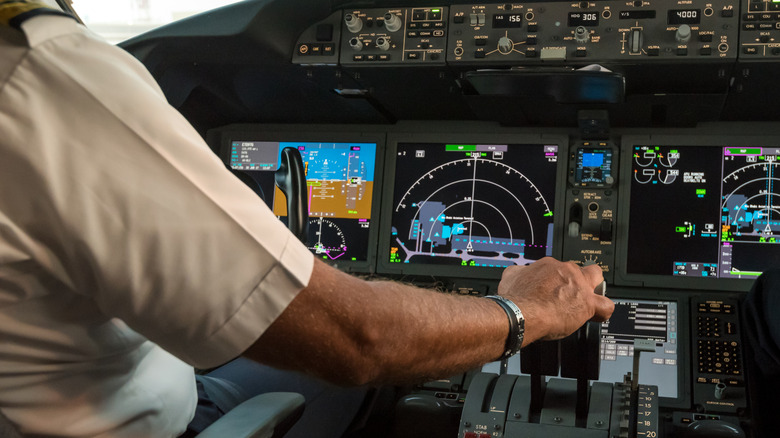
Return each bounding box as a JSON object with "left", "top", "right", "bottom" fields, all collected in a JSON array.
[{"left": 0, "top": 2, "right": 615, "bottom": 437}]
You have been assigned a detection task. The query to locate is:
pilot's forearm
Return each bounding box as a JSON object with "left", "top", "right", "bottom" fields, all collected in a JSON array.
[
  {"left": 245, "top": 257, "right": 613, "bottom": 386},
  {"left": 244, "top": 259, "right": 508, "bottom": 386}
]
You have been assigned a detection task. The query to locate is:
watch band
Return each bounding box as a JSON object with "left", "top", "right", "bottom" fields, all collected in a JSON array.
[{"left": 484, "top": 295, "right": 525, "bottom": 360}]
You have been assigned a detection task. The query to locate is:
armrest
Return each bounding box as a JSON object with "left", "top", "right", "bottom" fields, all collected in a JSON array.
[{"left": 197, "top": 392, "right": 305, "bottom": 438}]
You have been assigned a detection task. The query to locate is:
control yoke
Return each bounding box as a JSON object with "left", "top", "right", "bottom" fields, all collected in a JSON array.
[{"left": 274, "top": 147, "right": 309, "bottom": 243}]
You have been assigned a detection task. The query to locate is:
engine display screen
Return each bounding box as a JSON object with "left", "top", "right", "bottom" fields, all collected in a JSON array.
[
  {"left": 626, "top": 145, "right": 780, "bottom": 279},
  {"left": 387, "top": 143, "right": 558, "bottom": 269},
  {"left": 229, "top": 140, "right": 378, "bottom": 264}
]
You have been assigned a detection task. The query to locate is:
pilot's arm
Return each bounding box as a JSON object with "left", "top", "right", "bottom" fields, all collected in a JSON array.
[{"left": 250, "top": 257, "right": 613, "bottom": 385}]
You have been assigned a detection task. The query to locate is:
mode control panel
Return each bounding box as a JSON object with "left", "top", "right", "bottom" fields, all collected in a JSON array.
[
  {"left": 339, "top": 6, "right": 448, "bottom": 65},
  {"left": 740, "top": 0, "right": 780, "bottom": 58},
  {"left": 447, "top": 1, "right": 739, "bottom": 63}
]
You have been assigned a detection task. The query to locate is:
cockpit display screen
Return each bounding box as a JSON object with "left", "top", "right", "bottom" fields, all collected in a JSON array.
[
  {"left": 626, "top": 145, "right": 780, "bottom": 280},
  {"left": 387, "top": 143, "right": 558, "bottom": 269},
  {"left": 229, "top": 141, "right": 378, "bottom": 265}
]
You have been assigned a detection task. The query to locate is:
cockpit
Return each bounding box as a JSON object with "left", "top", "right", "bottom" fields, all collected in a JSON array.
[{"left": 6, "top": 0, "right": 780, "bottom": 437}]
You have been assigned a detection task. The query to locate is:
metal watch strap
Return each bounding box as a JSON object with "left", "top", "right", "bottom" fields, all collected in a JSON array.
[{"left": 484, "top": 295, "right": 525, "bottom": 359}]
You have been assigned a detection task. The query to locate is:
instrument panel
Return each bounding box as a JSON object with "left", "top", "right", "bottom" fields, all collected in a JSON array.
[
  {"left": 292, "top": 0, "right": 780, "bottom": 66},
  {"left": 210, "top": 120, "right": 769, "bottom": 437}
]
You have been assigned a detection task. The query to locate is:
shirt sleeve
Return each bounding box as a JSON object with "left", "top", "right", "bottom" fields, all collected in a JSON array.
[{"left": 0, "top": 18, "right": 314, "bottom": 369}]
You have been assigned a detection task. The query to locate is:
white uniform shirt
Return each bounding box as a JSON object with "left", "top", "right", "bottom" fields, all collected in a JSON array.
[{"left": 0, "top": 15, "right": 314, "bottom": 437}]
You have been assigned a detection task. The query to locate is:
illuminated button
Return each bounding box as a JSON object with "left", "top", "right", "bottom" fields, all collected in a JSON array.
[
  {"left": 428, "top": 10, "right": 442, "bottom": 20},
  {"left": 465, "top": 433, "right": 478, "bottom": 438}
]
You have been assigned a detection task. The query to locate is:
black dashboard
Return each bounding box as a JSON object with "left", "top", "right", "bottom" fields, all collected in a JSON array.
[{"left": 120, "top": 1, "right": 780, "bottom": 437}]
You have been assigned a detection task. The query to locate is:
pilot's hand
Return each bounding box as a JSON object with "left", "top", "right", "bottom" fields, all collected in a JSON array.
[{"left": 497, "top": 257, "right": 614, "bottom": 346}]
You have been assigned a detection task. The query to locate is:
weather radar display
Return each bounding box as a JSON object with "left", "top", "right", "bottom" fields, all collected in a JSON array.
[{"left": 388, "top": 143, "right": 559, "bottom": 269}]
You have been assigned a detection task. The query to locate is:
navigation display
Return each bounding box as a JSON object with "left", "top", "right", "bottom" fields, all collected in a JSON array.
[
  {"left": 626, "top": 145, "right": 780, "bottom": 280},
  {"left": 228, "top": 140, "right": 378, "bottom": 265},
  {"left": 386, "top": 142, "right": 559, "bottom": 270}
]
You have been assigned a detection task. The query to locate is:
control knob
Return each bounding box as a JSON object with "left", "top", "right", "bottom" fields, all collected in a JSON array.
[
  {"left": 498, "top": 36, "right": 513, "bottom": 54},
  {"left": 384, "top": 13, "right": 402, "bottom": 32},
  {"left": 575, "top": 26, "right": 590, "bottom": 43},
  {"left": 349, "top": 37, "right": 363, "bottom": 51},
  {"left": 676, "top": 24, "right": 691, "bottom": 43},
  {"left": 376, "top": 36, "right": 390, "bottom": 51},
  {"left": 345, "top": 13, "right": 363, "bottom": 33}
]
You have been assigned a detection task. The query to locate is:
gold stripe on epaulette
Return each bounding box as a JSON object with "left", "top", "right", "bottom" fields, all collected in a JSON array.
[{"left": 0, "top": 1, "right": 53, "bottom": 26}]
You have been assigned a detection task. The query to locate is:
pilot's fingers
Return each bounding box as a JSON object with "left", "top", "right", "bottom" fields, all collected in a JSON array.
[
  {"left": 590, "top": 293, "right": 615, "bottom": 322},
  {"left": 580, "top": 263, "right": 605, "bottom": 288}
]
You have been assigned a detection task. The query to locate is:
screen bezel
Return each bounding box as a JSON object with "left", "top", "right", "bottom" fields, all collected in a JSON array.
[
  {"left": 376, "top": 131, "right": 568, "bottom": 280},
  {"left": 616, "top": 134, "right": 780, "bottom": 291},
  {"left": 211, "top": 125, "right": 386, "bottom": 274}
]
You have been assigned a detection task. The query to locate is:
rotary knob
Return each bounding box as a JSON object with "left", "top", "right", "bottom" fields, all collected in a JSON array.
[
  {"left": 376, "top": 36, "right": 390, "bottom": 51},
  {"left": 345, "top": 13, "right": 363, "bottom": 33},
  {"left": 498, "top": 36, "right": 513, "bottom": 54},
  {"left": 575, "top": 26, "right": 590, "bottom": 43},
  {"left": 676, "top": 24, "right": 691, "bottom": 43},
  {"left": 384, "top": 13, "right": 402, "bottom": 32},
  {"left": 349, "top": 37, "right": 363, "bottom": 51}
]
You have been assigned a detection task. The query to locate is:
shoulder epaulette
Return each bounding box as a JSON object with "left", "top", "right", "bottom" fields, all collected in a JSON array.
[{"left": 0, "top": 1, "right": 75, "bottom": 29}]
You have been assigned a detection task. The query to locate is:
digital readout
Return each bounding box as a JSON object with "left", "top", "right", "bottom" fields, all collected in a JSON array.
[
  {"left": 568, "top": 12, "right": 599, "bottom": 27},
  {"left": 668, "top": 9, "right": 701, "bottom": 25},
  {"left": 493, "top": 14, "right": 523, "bottom": 28},
  {"left": 619, "top": 10, "right": 657, "bottom": 19}
]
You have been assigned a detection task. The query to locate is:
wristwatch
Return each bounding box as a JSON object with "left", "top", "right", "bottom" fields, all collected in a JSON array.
[{"left": 484, "top": 295, "right": 525, "bottom": 360}]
